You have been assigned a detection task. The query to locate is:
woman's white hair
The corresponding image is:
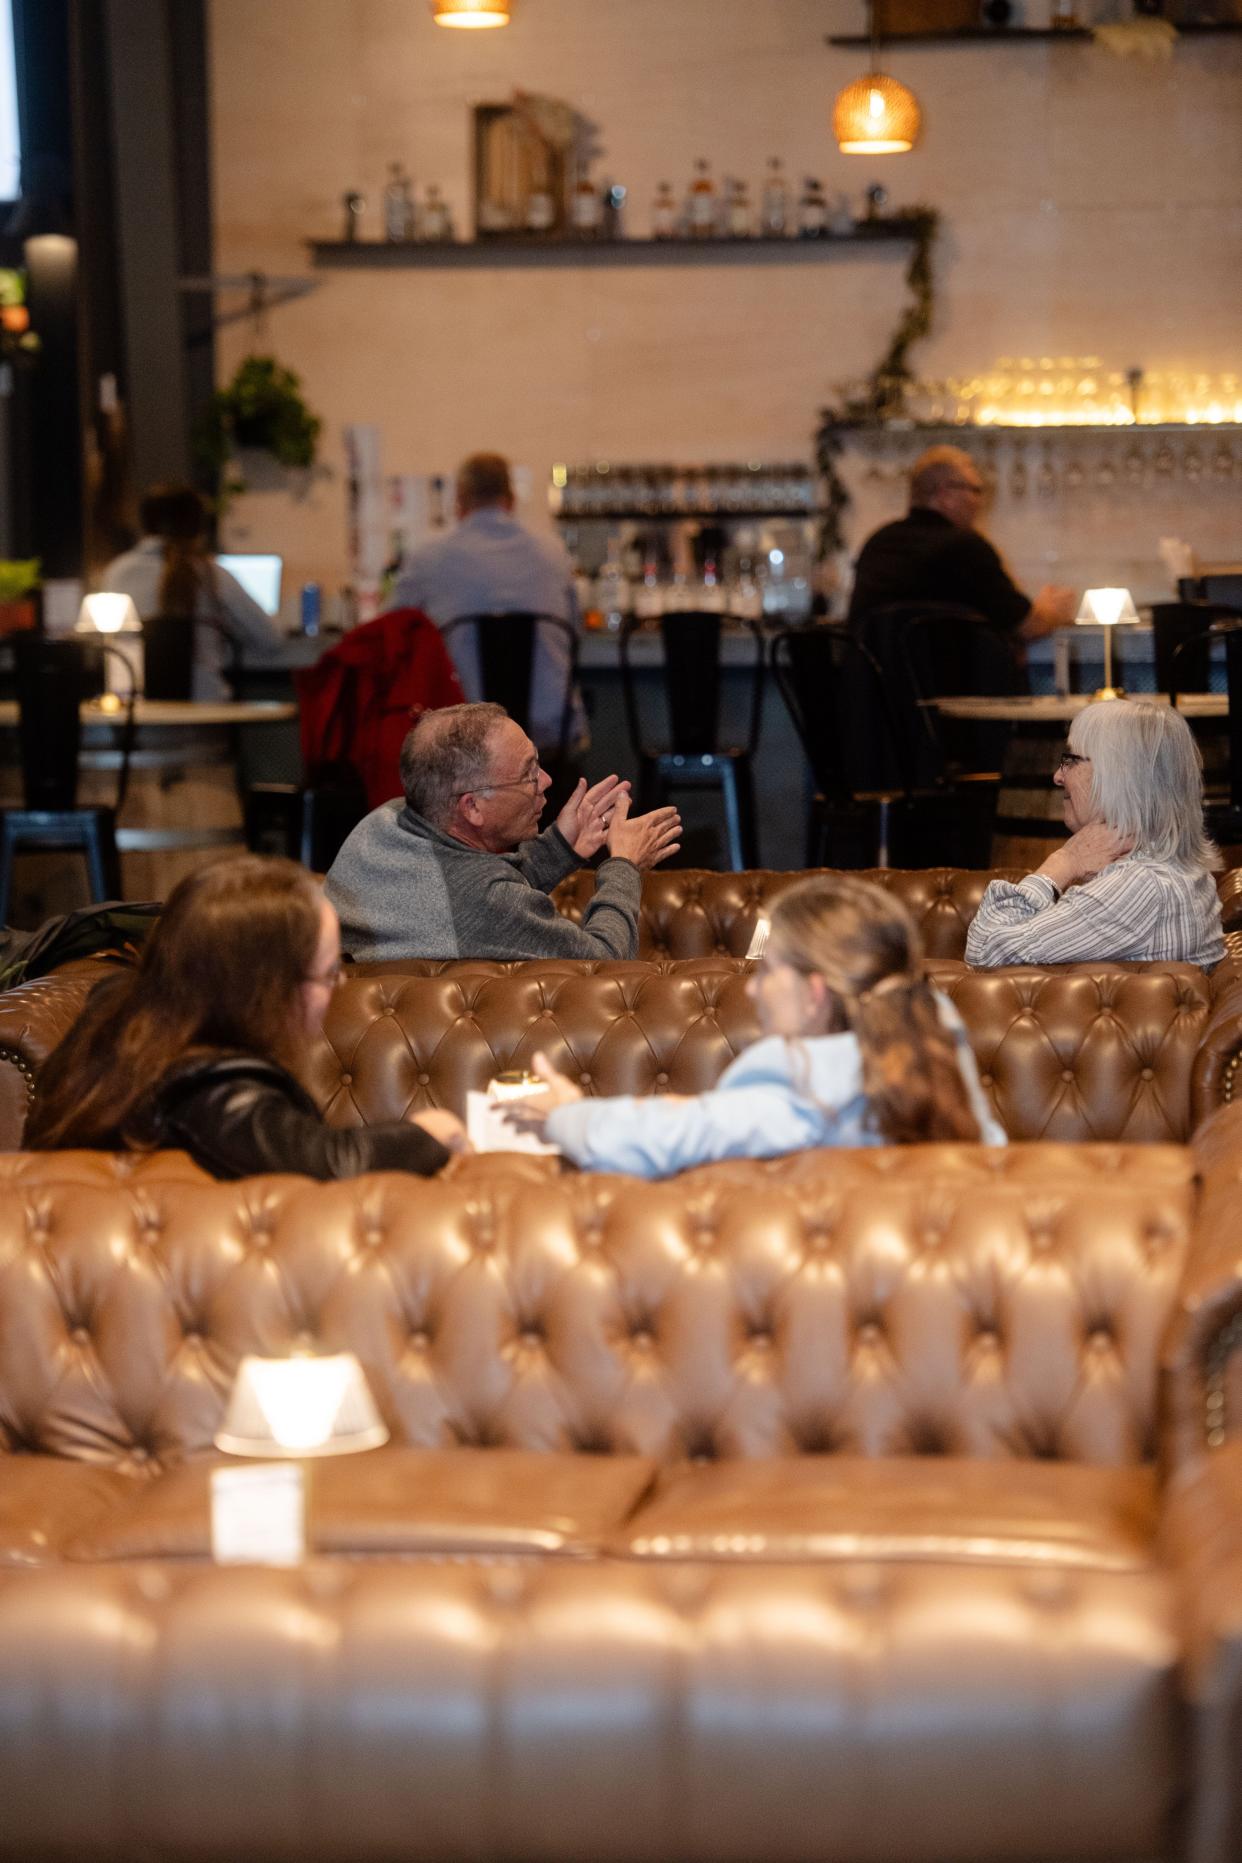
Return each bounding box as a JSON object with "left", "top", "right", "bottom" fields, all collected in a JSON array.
[{"left": 1069, "top": 699, "right": 1219, "bottom": 870}]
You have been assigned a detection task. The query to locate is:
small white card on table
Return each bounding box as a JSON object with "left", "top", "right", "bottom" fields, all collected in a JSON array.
[
  {"left": 466, "top": 1089, "right": 561, "bottom": 1156},
  {"left": 211, "top": 1462, "right": 305, "bottom": 1566}
]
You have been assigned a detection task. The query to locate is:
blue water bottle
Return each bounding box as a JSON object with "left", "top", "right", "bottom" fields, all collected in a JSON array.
[{"left": 299, "top": 582, "right": 321, "bottom": 637}]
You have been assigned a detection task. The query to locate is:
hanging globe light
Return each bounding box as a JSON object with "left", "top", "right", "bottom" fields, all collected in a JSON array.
[
  {"left": 832, "top": 3, "right": 921, "bottom": 154},
  {"left": 431, "top": 0, "right": 511, "bottom": 25},
  {"left": 833, "top": 73, "right": 921, "bottom": 154}
]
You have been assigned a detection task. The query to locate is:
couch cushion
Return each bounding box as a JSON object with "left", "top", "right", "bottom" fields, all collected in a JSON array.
[
  {"left": 0, "top": 1559, "right": 1180, "bottom": 1861},
  {"left": 0, "top": 1456, "right": 137, "bottom": 1566},
  {"left": 617, "top": 1456, "right": 1158, "bottom": 1570},
  {"left": 65, "top": 1447, "right": 658, "bottom": 1561}
]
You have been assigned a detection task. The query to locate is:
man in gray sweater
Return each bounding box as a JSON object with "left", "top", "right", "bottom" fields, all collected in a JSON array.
[{"left": 324, "top": 702, "right": 681, "bottom": 961}]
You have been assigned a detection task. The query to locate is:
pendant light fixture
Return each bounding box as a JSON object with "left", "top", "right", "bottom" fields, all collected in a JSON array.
[
  {"left": 431, "top": 0, "right": 511, "bottom": 25},
  {"left": 833, "top": 2, "right": 921, "bottom": 154}
]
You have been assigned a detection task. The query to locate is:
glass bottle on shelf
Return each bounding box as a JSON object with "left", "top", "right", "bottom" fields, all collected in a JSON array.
[
  {"left": 651, "top": 181, "right": 678, "bottom": 239},
  {"left": 383, "top": 163, "right": 415, "bottom": 241},
  {"left": 798, "top": 178, "right": 828, "bottom": 239},
  {"left": 687, "top": 159, "right": 717, "bottom": 239},
  {"left": 596, "top": 542, "right": 629, "bottom": 633},
  {"left": 761, "top": 158, "right": 790, "bottom": 238},
  {"left": 571, "top": 170, "right": 603, "bottom": 239},
  {"left": 420, "top": 185, "right": 453, "bottom": 242},
  {"left": 525, "top": 185, "right": 556, "bottom": 234},
  {"left": 1050, "top": 0, "right": 1080, "bottom": 26},
  {"left": 724, "top": 178, "right": 753, "bottom": 238}
]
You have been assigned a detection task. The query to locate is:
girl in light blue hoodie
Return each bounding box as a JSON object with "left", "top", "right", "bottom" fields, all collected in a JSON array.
[{"left": 505, "top": 873, "right": 1005, "bottom": 1178}]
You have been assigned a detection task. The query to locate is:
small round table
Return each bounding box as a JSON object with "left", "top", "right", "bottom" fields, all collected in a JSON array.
[
  {"left": 0, "top": 698, "right": 298, "bottom": 917},
  {"left": 926, "top": 693, "right": 1227, "bottom": 866}
]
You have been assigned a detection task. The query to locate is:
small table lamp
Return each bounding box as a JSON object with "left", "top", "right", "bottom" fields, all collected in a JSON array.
[
  {"left": 1075, "top": 587, "right": 1140, "bottom": 702},
  {"left": 211, "top": 1351, "right": 388, "bottom": 1564},
  {"left": 76, "top": 592, "right": 143, "bottom": 698}
]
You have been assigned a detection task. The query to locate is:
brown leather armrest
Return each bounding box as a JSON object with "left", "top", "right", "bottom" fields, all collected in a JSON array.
[
  {"left": 1192, "top": 961, "right": 1242, "bottom": 1125},
  {"left": 1215, "top": 868, "right": 1242, "bottom": 937},
  {"left": 1163, "top": 1105, "right": 1242, "bottom": 1465},
  {"left": 1161, "top": 1441, "right": 1242, "bottom": 1863}
]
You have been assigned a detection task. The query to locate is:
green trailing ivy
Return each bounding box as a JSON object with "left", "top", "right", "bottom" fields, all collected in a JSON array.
[
  {"left": 815, "top": 208, "right": 939, "bottom": 556},
  {"left": 195, "top": 355, "right": 322, "bottom": 503}
]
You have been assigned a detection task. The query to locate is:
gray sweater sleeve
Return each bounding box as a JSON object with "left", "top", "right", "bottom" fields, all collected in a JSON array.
[
  {"left": 514, "top": 825, "right": 582, "bottom": 894},
  {"left": 464, "top": 858, "right": 641, "bottom": 959}
]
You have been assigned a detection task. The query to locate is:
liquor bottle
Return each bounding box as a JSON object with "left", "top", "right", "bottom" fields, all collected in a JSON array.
[
  {"left": 726, "top": 178, "right": 753, "bottom": 239},
  {"left": 651, "top": 181, "right": 678, "bottom": 239},
  {"left": 383, "top": 163, "right": 415, "bottom": 241},
  {"left": 797, "top": 178, "right": 828, "bottom": 239},
  {"left": 525, "top": 186, "right": 556, "bottom": 233},
  {"left": 686, "top": 159, "right": 717, "bottom": 239},
  {"left": 1050, "top": 0, "right": 1080, "bottom": 25},
  {"left": 421, "top": 185, "right": 453, "bottom": 242},
  {"left": 571, "top": 170, "right": 603, "bottom": 239},
  {"left": 761, "top": 157, "right": 790, "bottom": 238}
]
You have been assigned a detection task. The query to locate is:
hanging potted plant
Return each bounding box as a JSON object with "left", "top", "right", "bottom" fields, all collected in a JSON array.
[
  {"left": 0, "top": 558, "right": 40, "bottom": 635},
  {"left": 195, "top": 355, "right": 322, "bottom": 504}
]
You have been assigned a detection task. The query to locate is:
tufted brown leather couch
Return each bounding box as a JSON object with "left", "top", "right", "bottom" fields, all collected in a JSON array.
[
  {"left": 3, "top": 870, "right": 1241, "bottom": 1152},
  {"left": 4, "top": 956, "right": 1242, "bottom": 1152},
  {"left": 0, "top": 1140, "right": 1241, "bottom": 1861}
]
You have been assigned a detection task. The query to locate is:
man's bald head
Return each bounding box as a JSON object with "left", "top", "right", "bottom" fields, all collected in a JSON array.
[{"left": 909, "top": 446, "right": 986, "bottom": 528}]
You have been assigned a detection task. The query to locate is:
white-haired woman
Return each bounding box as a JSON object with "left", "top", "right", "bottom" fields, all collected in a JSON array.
[{"left": 965, "top": 699, "right": 1224, "bottom": 968}]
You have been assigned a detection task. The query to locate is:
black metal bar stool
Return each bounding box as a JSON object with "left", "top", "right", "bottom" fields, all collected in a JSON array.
[{"left": 0, "top": 635, "right": 134, "bottom": 924}]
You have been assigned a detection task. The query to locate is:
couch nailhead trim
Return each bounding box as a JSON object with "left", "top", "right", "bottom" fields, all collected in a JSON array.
[{"left": 1204, "top": 1309, "right": 1242, "bottom": 1448}]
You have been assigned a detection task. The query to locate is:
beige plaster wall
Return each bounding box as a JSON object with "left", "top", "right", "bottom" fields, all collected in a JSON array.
[{"left": 208, "top": 0, "right": 1242, "bottom": 610}]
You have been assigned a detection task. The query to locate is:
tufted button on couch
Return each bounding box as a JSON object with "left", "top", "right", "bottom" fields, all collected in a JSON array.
[{"left": 0, "top": 1142, "right": 1241, "bottom": 1860}]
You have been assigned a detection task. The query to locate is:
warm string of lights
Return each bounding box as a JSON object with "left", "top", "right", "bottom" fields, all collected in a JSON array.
[{"left": 907, "top": 363, "right": 1242, "bottom": 430}]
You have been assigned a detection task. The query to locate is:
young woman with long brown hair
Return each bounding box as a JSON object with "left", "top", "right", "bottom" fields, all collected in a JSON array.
[
  {"left": 99, "top": 485, "right": 284, "bottom": 700},
  {"left": 505, "top": 872, "right": 1004, "bottom": 1175},
  {"left": 25, "top": 855, "right": 464, "bottom": 1179}
]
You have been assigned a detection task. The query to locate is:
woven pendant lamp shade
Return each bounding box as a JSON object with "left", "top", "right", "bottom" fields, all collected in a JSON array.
[
  {"left": 431, "top": 0, "right": 511, "bottom": 25},
  {"left": 833, "top": 73, "right": 921, "bottom": 153}
]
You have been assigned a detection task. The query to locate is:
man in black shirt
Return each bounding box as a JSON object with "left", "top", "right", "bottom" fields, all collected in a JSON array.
[{"left": 847, "top": 446, "right": 1075, "bottom": 640}]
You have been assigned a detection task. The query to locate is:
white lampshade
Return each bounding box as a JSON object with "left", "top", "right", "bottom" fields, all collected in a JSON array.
[
  {"left": 75, "top": 591, "right": 140, "bottom": 635},
  {"left": 1075, "top": 587, "right": 1140, "bottom": 627},
  {"left": 215, "top": 1352, "right": 389, "bottom": 1458}
]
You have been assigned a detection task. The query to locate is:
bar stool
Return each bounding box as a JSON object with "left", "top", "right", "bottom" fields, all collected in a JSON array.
[
  {"left": 0, "top": 636, "right": 134, "bottom": 924},
  {"left": 619, "top": 611, "right": 763, "bottom": 871}
]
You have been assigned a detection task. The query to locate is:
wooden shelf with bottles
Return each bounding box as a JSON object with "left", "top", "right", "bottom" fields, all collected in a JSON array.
[
  {"left": 555, "top": 506, "right": 830, "bottom": 523},
  {"left": 827, "top": 21, "right": 1242, "bottom": 43},
  {"left": 855, "top": 421, "right": 1242, "bottom": 435},
  {"left": 308, "top": 221, "right": 923, "bottom": 270}
]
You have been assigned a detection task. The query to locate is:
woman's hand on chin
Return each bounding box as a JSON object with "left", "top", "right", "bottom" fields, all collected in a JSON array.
[{"left": 1039, "top": 823, "right": 1134, "bottom": 891}]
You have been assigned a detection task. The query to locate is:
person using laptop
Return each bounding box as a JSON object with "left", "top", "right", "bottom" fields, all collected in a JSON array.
[{"left": 100, "top": 484, "right": 287, "bottom": 699}]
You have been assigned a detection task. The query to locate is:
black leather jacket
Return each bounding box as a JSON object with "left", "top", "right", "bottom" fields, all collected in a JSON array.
[{"left": 124, "top": 1054, "right": 450, "bottom": 1182}]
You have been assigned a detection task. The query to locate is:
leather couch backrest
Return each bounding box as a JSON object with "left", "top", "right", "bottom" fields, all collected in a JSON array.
[
  {"left": 0, "top": 1149, "right": 1192, "bottom": 1472},
  {"left": 550, "top": 867, "right": 1027, "bottom": 961},
  {"left": 307, "top": 958, "right": 1237, "bottom": 1145},
  {"left": 2, "top": 955, "right": 1239, "bottom": 1150}
]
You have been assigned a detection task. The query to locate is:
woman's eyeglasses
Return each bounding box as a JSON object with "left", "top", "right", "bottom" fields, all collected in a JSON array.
[{"left": 1057, "top": 750, "right": 1090, "bottom": 771}]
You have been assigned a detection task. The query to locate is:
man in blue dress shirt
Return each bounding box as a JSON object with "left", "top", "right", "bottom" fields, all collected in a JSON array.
[{"left": 393, "top": 452, "right": 584, "bottom": 753}]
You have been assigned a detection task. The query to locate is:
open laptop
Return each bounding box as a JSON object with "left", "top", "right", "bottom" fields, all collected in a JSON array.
[{"left": 217, "top": 553, "right": 283, "bottom": 616}]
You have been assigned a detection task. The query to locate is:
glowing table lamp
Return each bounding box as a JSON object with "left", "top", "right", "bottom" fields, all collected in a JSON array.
[
  {"left": 76, "top": 592, "right": 142, "bottom": 698},
  {"left": 212, "top": 1352, "right": 388, "bottom": 1564},
  {"left": 1075, "top": 587, "right": 1140, "bottom": 701}
]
